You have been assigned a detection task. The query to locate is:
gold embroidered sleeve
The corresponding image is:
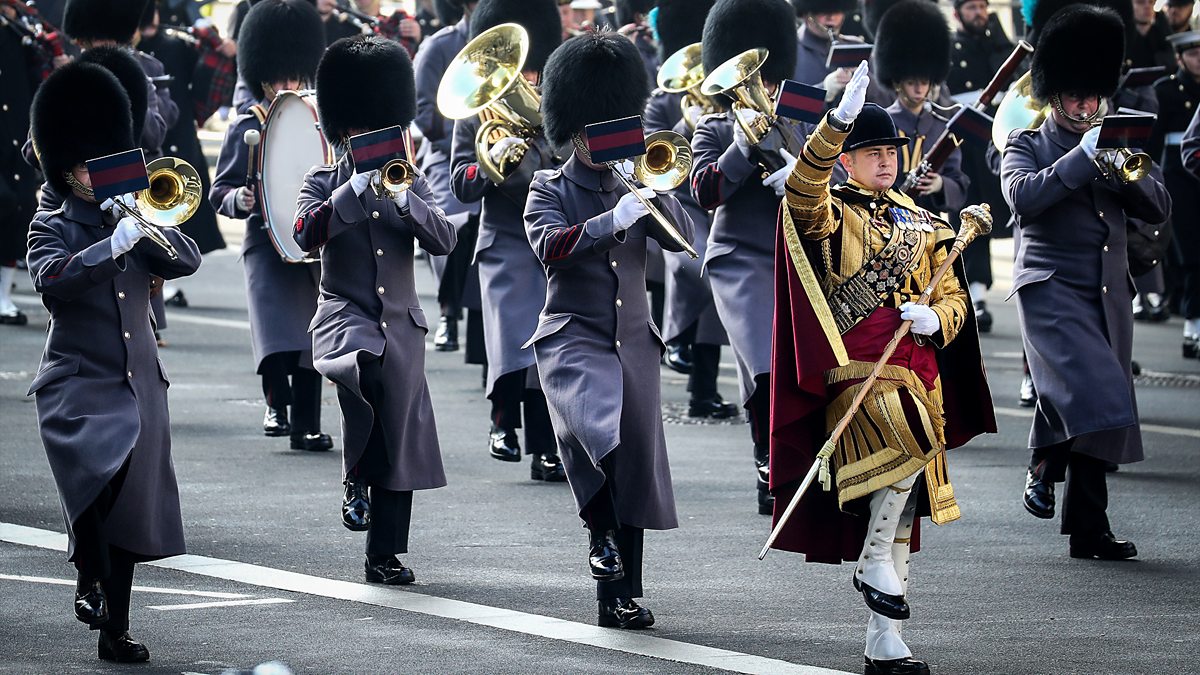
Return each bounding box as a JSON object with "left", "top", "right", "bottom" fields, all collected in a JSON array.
[
  {"left": 785, "top": 113, "right": 850, "bottom": 241},
  {"left": 928, "top": 243, "right": 968, "bottom": 348}
]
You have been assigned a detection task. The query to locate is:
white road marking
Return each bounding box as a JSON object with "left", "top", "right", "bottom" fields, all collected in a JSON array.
[
  {"left": 0, "top": 573, "right": 249, "bottom": 598},
  {"left": 0, "top": 522, "right": 850, "bottom": 675},
  {"left": 147, "top": 598, "right": 294, "bottom": 611},
  {"left": 993, "top": 406, "right": 1200, "bottom": 439}
]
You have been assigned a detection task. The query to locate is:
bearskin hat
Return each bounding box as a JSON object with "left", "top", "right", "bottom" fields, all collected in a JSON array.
[
  {"left": 703, "top": 0, "right": 797, "bottom": 84},
  {"left": 63, "top": 0, "right": 149, "bottom": 45},
  {"left": 616, "top": 0, "right": 657, "bottom": 26},
  {"left": 470, "top": 0, "right": 562, "bottom": 73},
  {"left": 31, "top": 62, "right": 135, "bottom": 196},
  {"left": 1031, "top": 5, "right": 1124, "bottom": 100},
  {"left": 542, "top": 31, "right": 651, "bottom": 148},
  {"left": 792, "top": 0, "right": 858, "bottom": 16},
  {"left": 435, "top": 0, "right": 464, "bottom": 26},
  {"left": 863, "top": 0, "right": 920, "bottom": 40},
  {"left": 237, "top": 0, "right": 325, "bottom": 101},
  {"left": 77, "top": 46, "right": 149, "bottom": 143},
  {"left": 874, "top": 0, "right": 951, "bottom": 87},
  {"left": 317, "top": 35, "right": 417, "bottom": 144},
  {"left": 1023, "top": 0, "right": 1132, "bottom": 44},
  {"left": 655, "top": 0, "right": 715, "bottom": 60}
]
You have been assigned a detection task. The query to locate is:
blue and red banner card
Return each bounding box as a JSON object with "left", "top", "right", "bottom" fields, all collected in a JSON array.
[
  {"left": 350, "top": 125, "right": 409, "bottom": 173},
  {"left": 1118, "top": 66, "right": 1166, "bottom": 90},
  {"left": 585, "top": 116, "right": 646, "bottom": 165},
  {"left": 86, "top": 149, "right": 149, "bottom": 202},
  {"left": 947, "top": 106, "right": 994, "bottom": 148},
  {"left": 825, "top": 43, "right": 872, "bottom": 70},
  {"left": 775, "top": 80, "right": 826, "bottom": 124},
  {"left": 1097, "top": 114, "right": 1156, "bottom": 149}
]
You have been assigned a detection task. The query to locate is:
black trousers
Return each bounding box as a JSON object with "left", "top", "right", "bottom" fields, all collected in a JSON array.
[
  {"left": 71, "top": 463, "right": 140, "bottom": 633},
  {"left": 1030, "top": 440, "right": 1111, "bottom": 536},
  {"left": 489, "top": 368, "right": 556, "bottom": 456},
  {"left": 689, "top": 343, "right": 721, "bottom": 402},
  {"left": 747, "top": 374, "right": 771, "bottom": 449},
  {"left": 260, "top": 350, "right": 323, "bottom": 433},
  {"left": 1178, "top": 263, "right": 1200, "bottom": 320},
  {"left": 348, "top": 357, "right": 414, "bottom": 556},
  {"left": 437, "top": 214, "right": 478, "bottom": 318},
  {"left": 580, "top": 472, "right": 645, "bottom": 600}
]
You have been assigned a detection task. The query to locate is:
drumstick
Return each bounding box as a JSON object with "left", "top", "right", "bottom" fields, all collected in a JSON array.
[{"left": 242, "top": 129, "right": 261, "bottom": 187}]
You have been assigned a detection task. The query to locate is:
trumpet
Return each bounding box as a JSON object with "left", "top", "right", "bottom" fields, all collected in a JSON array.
[
  {"left": 109, "top": 156, "right": 202, "bottom": 260},
  {"left": 1092, "top": 145, "right": 1150, "bottom": 183},
  {"left": 700, "top": 47, "right": 798, "bottom": 174},
  {"left": 657, "top": 42, "right": 718, "bottom": 133},
  {"left": 372, "top": 157, "right": 417, "bottom": 198},
  {"left": 609, "top": 131, "right": 698, "bottom": 259},
  {"left": 438, "top": 23, "right": 542, "bottom": 184}
]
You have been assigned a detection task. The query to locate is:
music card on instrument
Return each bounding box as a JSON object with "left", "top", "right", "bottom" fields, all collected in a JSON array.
[
  {"left": 86, "top": 149, "right": 149, "bottom": 202},
  {"left": 825, "top": 43, "right": 872, "bottom": 70},
  {"left": 775, "top": 80, "right": 826, "bottom": 124},
  {"left": 946, "top": 106, "right": 995, "bottom": 148},
  {"left": 585, "top": 116, "right": 646, "bottom": 165},
  {"left": 350, "top": 126, "right": 409, "bottom": 173},
  {"left": 1096, "top": 114, "right": 1156, "bottom": 150},
  {"left": 1117, "top": 66, "right": 1167, "bottom": 91}
]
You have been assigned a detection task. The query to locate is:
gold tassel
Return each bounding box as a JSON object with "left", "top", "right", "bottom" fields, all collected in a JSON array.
[
  {"left": 817, "top": 439, "right": 836, "bottom": 491},
  {"left": 926, "top": 451, "right": 961, "bottom": 525}
]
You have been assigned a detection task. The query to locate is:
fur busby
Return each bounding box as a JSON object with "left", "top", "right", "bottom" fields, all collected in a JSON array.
[
  {"left": 63, "top": 0, "right": 149, "bottom": 45},
  {"left": 317, "top": 35, "right": 417, "bottom": 144},
  {"left": 1031, "top": 4, "right": 1124, "bottom": 100},
  {"left": 30, "top": 62, "right": 135, "bottom": 196},
  {"left": 1022, "top": 0, "right": 1132, "bottom": 44},
  {"left": 542, "top": 31, "right": 651, "bottom": 148},
  {"left": 843, "top": 103, "right": 908, "bottom": 151},
  {"left": 655, "top": 0, "right": 715, "bottom": 60},
  {"left": 616, "top": 0, "right": 657, "bottom": 26},
  {"left": 77, "top": 46, "right": 149, "bottom": 143},
  {"left": 874, "top": 0, "right": 950, "bottom": 87},
  {"left": 792, "top": 0, "right": 858, "bottom": 16},
  {"left": 469, "top": 0, "right": 563, "bottom": 73},
  {"left": 703, "top": 0, "right": 797, "bottom": 84},
  {"left": 237, "top": 0, "right": 325, "bottom": 101},
  {"left": 863, "top": 0, "right": 926, "bottom": 40}
]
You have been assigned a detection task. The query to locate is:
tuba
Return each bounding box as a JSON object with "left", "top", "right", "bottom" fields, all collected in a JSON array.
[
  {"left": 111, "top": 156, "right": 202, "bottom": 260},
  {"left": 990, "top": 71, "right": 1050, "bottom": 153},
  {"left": 437, "top": 23, "right": 542, "bottom": 184},
  {"left": 700, "top": 48, "right": 797, "bottom": 174},
  {"left": 657, "top": 42, "right": 718, "bottom": 133},
  {"left": 608, "top": 131, "right": 699, "bottom": 259}
]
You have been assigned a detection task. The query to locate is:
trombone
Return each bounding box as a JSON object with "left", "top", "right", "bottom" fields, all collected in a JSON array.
[
  {"left": 608, "top": 131, "right": 699, "bottom": 259},
  {"left": 657, "top": 42, "right": 718, "bottom": 133},
  {"left": 700, "top": 47, "right": 798, "bottom": 174},
  {"left": 109, "top": 156, "right": 203, "bottom": 260}
]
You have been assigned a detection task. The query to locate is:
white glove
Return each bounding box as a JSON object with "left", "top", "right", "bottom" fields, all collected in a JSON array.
[
  {"left": 110, "top": 216, "right": 144, "bottom": 258},
  {"left": 762, "top": 149, "right": 797, "bottom": 197},
  {"left": 488, "top": 136, "right": 526, "bottom": 165},
  {"left": 350, "top": 170, "right": 376, "bottom": 197},
  {"left": 612, "top": 187, "right": 655, "bottom": 231},
  {"left": 392, "top": 188, "right": 410, "bottom": 210},
  {"left": 616, "top": 158, "right": 636, "bottom": 178},
  {"left": 1080, "top": 126, "right": 1101, "bottom": 159},
  {"left": 100, "top": 193, "right": 137, "bottom": 219},
  {"left": 899, "top": 302, "right": 940, "bottom": 336},
  {"left": 235, "top": 186, "right": 256, "bottom": 212},
  {"left": 731, "top": 110, "right": 753, "bottom": 158},
  {"left": 832, "top": 61, "right": 871, "bottom": 125},
  {"left": 822, "top": 68, "right": 852, "bottom": 99}
]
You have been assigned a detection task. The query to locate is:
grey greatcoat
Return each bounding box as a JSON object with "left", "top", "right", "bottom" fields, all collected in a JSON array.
[
  {"left": 794, "top": 24, "right": 834, "bottom": 86},
  {"left": 294, "top": 155, "right": 454, "bottom": 490},
  {"left": 449, "top": 116, "right": 557, "bottom": 394},
  {"left": 523, "top": 156, "right": 692, "bottom": 530},
  {"left": 210, "top": 105, "right": 321, "bottom": 371},
  {"left": 1001, "top": 120, "right": 1171, "bottom": 463},
  {"left": 691, "top": 112, "right": 809, "bottom": 404},
  {"left": 27, "top": 196, "right": 201, "bottom": 560}
]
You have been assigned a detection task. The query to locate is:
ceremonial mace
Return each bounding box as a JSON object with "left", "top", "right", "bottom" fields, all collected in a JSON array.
[{"left": 758, "top": 204, "right": 993, "bottom": 560}]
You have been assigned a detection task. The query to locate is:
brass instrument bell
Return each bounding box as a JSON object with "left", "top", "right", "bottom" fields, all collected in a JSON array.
[
  {"left": 373, "top": 157, "right": 417, "bottom": 197},
  {"left": 113, "top": 156, "right": 202, "bottom": 260},
  {"left": 700, "top": 48, "right": 777, "bottom": 146},
  {"left": 657, "top": 43, "right": 717, "bottom": 132},
  {"left": 610, "top": 131, "right": 698, "bottom": 260},
  {"left": 990, "top": 71, "right": 1050, "bottom": 153}
]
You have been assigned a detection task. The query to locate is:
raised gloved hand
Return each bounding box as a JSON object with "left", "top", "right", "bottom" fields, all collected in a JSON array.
[
  {"left": 832, "top": 61, "right": 871, "bottom": 125},
  {"left": 762, "top": 149, "right": 797, "bottom": 197},
  {"left": 350, "top": 170, "right": 376, "bottom": 197},
  {"left": 488, "top": 136, "right": 526, "bottom": 165},
  {"left": 392, "top": 187, "right": 410, "bottom": 210},
  {"left": 100, "top": 193, "right": 137, "bottom": 219},
  {"left": 731, "top": 109, "right": 754, "bottom": 158},
  {"left": 1080, "top": 126, "right": 1101, "bottom": 159},
  {"left": 110, "top": 216, "right": 144, "bottom": 258},
  {"left": 235, "top": 186, "right": 256, "bottom": 212},
  {"left": 899, "top": 302, "right": 940, "bottom": 336},
  {"left": 613, "top": 187, "right": 655, "bottom": 231}
]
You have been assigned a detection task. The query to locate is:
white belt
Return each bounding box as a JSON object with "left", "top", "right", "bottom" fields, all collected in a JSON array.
[{"left": 1166, "top": 131, "right": 1185, "bottom": 146}]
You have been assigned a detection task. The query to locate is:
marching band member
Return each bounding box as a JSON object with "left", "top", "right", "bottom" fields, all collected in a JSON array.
[
  {"left": 770, "top": 62, "right": 994, "bottom": 675},
  {"left": 449, "top": 0, "right": 567, "bottom": 480},
  {"left": 294, "top": 34, "right": 456, "bottom": 585},
  {"left": 27, "top": 60, "right": 201, "bottom": 663},
  {"left": 792, "top": 0, "right": 860, "bottom": 88},
  {"left": 210, "top": 0, "right": 331, "bottom": 451},
  {"left": 525, "top": 30, "right": 692, "bottom": 628}
]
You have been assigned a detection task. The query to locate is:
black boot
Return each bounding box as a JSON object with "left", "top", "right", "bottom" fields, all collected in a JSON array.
[
  {"left": 598, "top": 598, "right": 654, "bottom": 629},
  {"left": 530, "top": 453, "right": 567, "bottom": 482},
  {"left": 1184, "top": 336, "right": 1198, "bottom": 359},
  {"left": 262, "top": 406, "right": 290, "bottom": 437},
  {"left": 342, "top": 478, "right": 370, "bottom": 531},
  {"left": 1018, "top": 374, "right": 1037, "bottom": 408},
  {"left": 1069, "top": 531, "right": 1138, "bottom": 560},
  {"left": 688, "top": 394, "right": 739, "bottom": 419},
  {"left": 74, "top": 577, "right": 108, "bottom": 627},
  {"left": 864, "top": 656, "right": 930, "bottom": 675},
  {"left": 488, "top": 425, "right": 521, "bottom": 462},
  {"left": 98, "top": 631, "right": 149, "bottom": 663},
  {"left": 974, "top": 301, "right": 993, "bottom": 333},
  {"left": 1022, "top": 470, "right": 1055, "bottom": 519},
  {"left": 364, "top": 554, "right": 416, "bottom": 584},
  {"left": 290, "top": 431, "right": 333, "bottom": 451},
  {"left": 662, "top": 342, "right": 693, "bottom": 374},
  {"left": 434, "top": 315, "right": 459, "bottom": 352},
  {"left": 588, "top": 530, "right": 624, "bottom": 581},
  {"left": 755, "top": 444, "right": 773, "bottom": 515}
]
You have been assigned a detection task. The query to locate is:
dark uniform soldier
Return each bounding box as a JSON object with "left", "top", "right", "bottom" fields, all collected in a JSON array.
[
  {"left": 26, "top": 60, "right": 201, "bottom": 663},
  {"left": 316, "top": 0, "right": 366, "bottom": 47},
  {"left": 692, "top": 0, "right": 810, "bottom": 515},
  {"left": 525, "top": 29, "right": 692, "bottom": 630},
  {"left": 210, "top": 0, "right": 332, "bottom": 451},
  {"left": 615, "top": 0, "right": 658, "bottom": 80},
  {"left": 449, "top": 0, "right": 566, "bottom": 480},
  {"left": 1004, "top": 5, "right": 1170, "bottom": 560},
  {"left": 792, "top": 0, "right": 860, "bottom": 87},
  {"left": 294, "top": 34, "right": 456, "bottom": 585}
]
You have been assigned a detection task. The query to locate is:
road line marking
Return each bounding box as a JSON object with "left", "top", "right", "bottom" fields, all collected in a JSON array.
[
  {"left": 994, "top": 407, "right": 1200, "bottom": 439},
  {"left": 0, "top": 522, "right": 850, "bottom": 675},
  {"left": 0, "top": 573, "right": 250, "bottom": 599},
  {"left": 147, "top": 598, "right": 294, "bottom": 611}
]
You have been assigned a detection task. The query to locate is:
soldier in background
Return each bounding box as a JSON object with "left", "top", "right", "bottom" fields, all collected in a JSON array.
[
  {"left": 1163, "top": 0, "right": 1197, "bottom": 34},
  {"left": 792, "top": 0, "right": 861, "bottom": 90}
]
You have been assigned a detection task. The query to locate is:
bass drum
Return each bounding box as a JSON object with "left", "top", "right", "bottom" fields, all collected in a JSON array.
[{"left": 258, "top": 90, "right": 331, "bottom": 262}]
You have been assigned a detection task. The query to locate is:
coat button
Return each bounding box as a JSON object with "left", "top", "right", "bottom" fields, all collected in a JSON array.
[
  {"left": 615, "top": 340, "right": 622, "bottom": 348},
  {"left": 376, "top": 248, "right": 384, "bottom": 256},
  {"left": 13, "top": 174, "right": 18, "bottom": 181},
  {"left": 1097, "top": 211, "right": 1104, "bottom": 218},
  {"left": 372, "top": 211, "right": 380, "bottom": 219},
  {"left": 127, "top": 371, "right": 133, "bottom": 379},
  {"left": 965, "top": 81, "right": 973, "bottom": 89},
  {"left": 1103, "top": 245, "right": 1109, "bottom": 252},
  {"left": 381, "top": 321, "right": 388, "bottom": 329},
  {"left": 610, "top": 260, "right": 618, "bottom": 268},
  {"left": 1102, "top": 285, "right": 1108, "bottom": 294},
  {"left": 123, "top": 331, "right": 131, "bottom": 339},
  {"left": 377, "top": 286, "right": 385, "bottom": 295},
  {"left": 1, "top": 104, "right": 7, "bottom": 111},
  {"left": 959, "top": 60, "right": 967, "bottom": 68},
  {"left": 118, "top": 291, "right": 126, "bottom": 299},
  {"left": 615, "top": 298, "right": 623, "bottom": 307}
]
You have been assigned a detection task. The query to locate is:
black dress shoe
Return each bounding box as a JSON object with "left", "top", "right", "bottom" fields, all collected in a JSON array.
[
  {"left": 0, "top": 309, "right": 28, "bottom": 325},
  {"left": 531, "top": 453, "right": 567, "bottom": 481},
  {"left": 864, "top": 656, "right": 930, "bottom": 675},
  {"left": 688, "top": 395, "right": 739, "bottom": 419},
  {"left": 853, "top": 575, "right": 910, "bottom": 620},
  {"left": 489, "top": 426, "right": 522, "bottom": 462},
  {"left": 365, "top": 555, "right": 416, "bottom": 585},
  {"left": 263, "top": 407, "right": 291, "bottom": 437},
  {"left": 342, "top": 479, "right": 370, "bottom": 531},
  {"left": 164, "top": 288, "right": 188, "bottom": 307},
  {"left": 1023, "top": 470, "right": 1055, "bottom": 519},
  {"left": 291, "top": 432, "right": 333, "bottom": 451},
  {"left": 757, "top": 485, "right": 775, "bottom": 516},
  {"left": 434, "top": 315, "right": 459, "bottom": 352},
  {"left": 974, "top": 302, "right": 993, "bottom": 334},
  {"left": 1018, "top": 374, "right": 1037, "bottom": 408},
  {"left": 1183, "top": 336, "right": 1199, "bottom": 359},
  {"left": 98, "top": 631, "right": 150, "bottom": 663},
  {"left": 598, "top": 598, "right": 654, "bottom": 629},
  {"left": 755, "top": 447, "right": 773, "bottom": 515},
  {"left": 662, "top": 342, "right": 693, "bottom": 374},
  {"left": 74, "top": 578, "right": 108, "bottom": 627},
  {"left": 1069, "top": 531, "right": 1138, "bottom": 560},
  {"left": 588, "top": 530, "right": 624, "bottom": 581}
]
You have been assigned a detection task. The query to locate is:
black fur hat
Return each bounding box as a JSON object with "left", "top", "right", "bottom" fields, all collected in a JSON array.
[
  {"left": 616, "top": 0, "right": 657, "bottom": 26},
  {"left": 1031, "top": 4, "right": 1124, "bottom": 100},
  {"left": 1023, "top": 0, "right": 1132, "bottom": 44},
  {"left": 31, "top": 62, "right": 135, "bottom": 196},
  {"left": 237, "top": 0, "right": 325, "bottom": 101},
  {"left": 863, "top": 0, "right": 919, "bottom": 40},
  {"left": 703, "top": 0, "right": 797, "bottom": 84},
  {"left": 435, "top": 0, "right": 464, "bottom": 26},
  {"left": 63, "top": 0, "right": 150, "bottom": 45},
  {"left": 542, "top": 31, "right": 651, "bottom": 148},
  {"left": 78, "top": 46, "right": 149, "bottom": 143},
  {"left": 655, "top": 0, "right": 715, "bottom": 60},
  {"left": 792, "top": 0, "right": 858, "bottom": 15},
  {"left": 470, "top": 0, "right": 562, "bottom": 73},
  {"left": 317, "top": 35, "right": 417, "bottom": 144},
  {"left": 874, "top": 0, "right": 950, "bottom": 87}
]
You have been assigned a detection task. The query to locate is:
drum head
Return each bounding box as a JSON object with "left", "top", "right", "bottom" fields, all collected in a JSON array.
[{"left": 260, "top": 91, "right": 330, "bottom": 263}]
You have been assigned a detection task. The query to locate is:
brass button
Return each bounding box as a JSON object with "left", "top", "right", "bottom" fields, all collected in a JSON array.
[
  {"left": 615, "top": 299, "right": 623, "bottom": 307},
  {"left": 1103, "top": 245, "right": 1109, "bottom": 252},
  {"left": 371, "top": 211, "right": 380, "bottom": 219},
  {"left": 1, "top": 104, "right": 7, "bottom": 111},
  {"left": 1102, "top": 285, "right": 1108, "bottom": 294},
  {"left": 127, "top": 371, "right": 133, "bottom": 379},
  {"left": 381, "top": 321, "right": 388, "bottom": 329},
  {"left": 1097, "top": 211, "right": 1104, "bottom": 218},
  {"left": 959, "top": 60, "right": 967, "bottom": 68},
  {"left": 376, "top": 249, "right": 384, "bottom": 256},
  {"left": 377, "top": 286, "right": 385, "bottom": 295},
  {"left": 615, "top": 340, "right": 622, "bottom": 348},
  {"left": 118, "top": 291, "right": 126, "bottom": 299},
  {"left": 610, "top": 260, "right": 618, "bottom": 268},
  {"left": 123, "top": 331, "right": 131, "bottom": 339},
  {"left": 965, "top": 81, "right": 973, "bottom": 89}
]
